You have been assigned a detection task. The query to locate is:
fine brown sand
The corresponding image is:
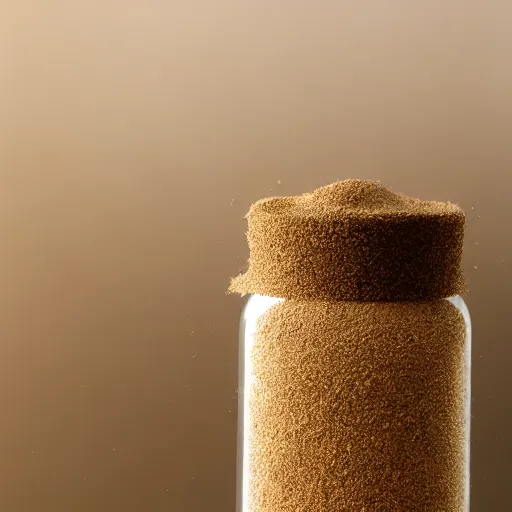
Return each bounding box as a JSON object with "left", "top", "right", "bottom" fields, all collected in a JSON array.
[
  {"left": 249, "top": 300, "right": 468, "bottom": 512},
  {"left": 230, "top": 180, "right": 466, "bottom": 301},
  {"left": 231, "top": 180, "right": 469, "bottom": 511}
]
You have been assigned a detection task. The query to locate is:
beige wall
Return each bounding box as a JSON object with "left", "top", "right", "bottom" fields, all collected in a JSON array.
[{"left": 1, "top": 2, "right": 510, "bottom": 510}]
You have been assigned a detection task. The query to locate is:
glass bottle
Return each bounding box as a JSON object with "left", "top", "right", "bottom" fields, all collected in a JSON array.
[
  {"left": 230, "top": 179, "right": 470, "bottom": 511},
  {"left": 237, "top": 294, "right": 471, "bottom": 512}
]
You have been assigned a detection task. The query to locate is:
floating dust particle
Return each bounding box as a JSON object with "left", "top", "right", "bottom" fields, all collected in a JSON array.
[
  {"left": 474, "top": 266, "right": 478, "bottom": 270},
  {"left": 248, "top": 300, "right": 467, "bottom": 512},
  {"left": 277, "top": 179, "right": 281, "bottom": 184},
  {"left": 189, "top": 331, "right": 195, "bottom": 335},
  {"left": 230, "top": 198, "right": 235, "bottom": 207}
]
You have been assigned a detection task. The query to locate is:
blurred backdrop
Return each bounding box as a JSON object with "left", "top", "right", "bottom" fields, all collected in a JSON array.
[{"left": 1, "top": 2, "right": 511, "bottom": 511}]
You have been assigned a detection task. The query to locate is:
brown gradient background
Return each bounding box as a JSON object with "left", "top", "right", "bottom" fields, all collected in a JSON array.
[{"left": 0, "top": 2, "right": 510, "bottom": 511}]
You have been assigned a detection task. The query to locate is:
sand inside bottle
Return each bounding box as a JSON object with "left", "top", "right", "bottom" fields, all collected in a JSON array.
[{"left": 242, "top": 297, "right": 468, "bottom": 511}]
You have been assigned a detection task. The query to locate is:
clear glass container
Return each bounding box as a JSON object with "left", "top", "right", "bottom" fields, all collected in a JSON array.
[{"left": 237, "top": 294, "right": 471, "bottom": 512}]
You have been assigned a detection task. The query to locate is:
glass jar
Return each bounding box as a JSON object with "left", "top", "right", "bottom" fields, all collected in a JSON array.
[
  {"left": 236, "top": 294, "right": 471, "bottom": 512},
  {"left": 230, "top": 179, "right": 470, "bottom": 511}
]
